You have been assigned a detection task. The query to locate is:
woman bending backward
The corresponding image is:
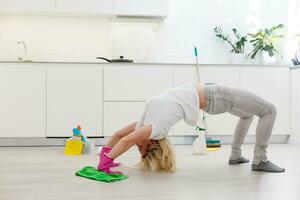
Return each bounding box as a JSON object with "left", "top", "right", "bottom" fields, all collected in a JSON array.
[{"left": 98, "top": 83, "right": 285, "bottom": 173}]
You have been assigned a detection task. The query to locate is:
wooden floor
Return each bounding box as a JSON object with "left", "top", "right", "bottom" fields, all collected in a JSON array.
[{"left": 0, "top": 144, "right": 299, "bottom": 200}]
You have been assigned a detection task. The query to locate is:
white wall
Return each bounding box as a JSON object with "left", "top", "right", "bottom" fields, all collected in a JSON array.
[
  {"left": 290, "top": 69, "right": 300, "bottom": 143},
  {"left": 0, "top": 0, "right": 289, "bottom": 64}
]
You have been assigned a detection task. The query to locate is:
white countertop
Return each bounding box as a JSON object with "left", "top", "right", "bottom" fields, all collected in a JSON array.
[
  {"left": 290, "top": 66, "right": 300, "bottom": 70},
  {"left": 0, "top": 60, "right": 293, "bottom": 68}
]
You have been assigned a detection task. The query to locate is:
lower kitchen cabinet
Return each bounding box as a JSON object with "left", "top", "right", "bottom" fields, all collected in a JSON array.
[
  {"left": 103, "top": 102, "right": 146, "bottom": 136},
  {"left": 0, "top": 63, "right": 46, "bottom": 137},
  {"left": 46, "top": 65, "right": 102, "bottom": 137}
]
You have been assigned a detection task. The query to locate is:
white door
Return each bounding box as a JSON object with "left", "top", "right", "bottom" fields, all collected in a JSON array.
[
  {"left": 0, "top": 63, "right": 46, "bottom": 137},
  {"left": 103, "top": 102, "right": 145, "bottom": 136},
  {"left": 46, "top": 64, "right": 102, "bottom": 137},
  {"left": 240, "top": 67, "right": 290, "bottom": 135},
  {"left": 173, "top": 67, "right": 240, "bottom": 135},
  {"left": 0, "top": 0, "right": 54, "bottom": 13},
  {"left": 55, "top": 0, "right": 113, "bottom": 14}
]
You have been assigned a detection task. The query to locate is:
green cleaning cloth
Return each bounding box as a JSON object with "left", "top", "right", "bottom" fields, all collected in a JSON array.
[{"left": 75, "top": 166, "right": 128, "bottom": 183}]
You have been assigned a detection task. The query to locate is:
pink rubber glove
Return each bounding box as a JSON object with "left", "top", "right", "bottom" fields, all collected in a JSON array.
[
  {"left": 97, "top": 153, "right": 123, "bottom": 174},
  {"left": 100, "top": 146, "right": 121, "bottom": 167}
]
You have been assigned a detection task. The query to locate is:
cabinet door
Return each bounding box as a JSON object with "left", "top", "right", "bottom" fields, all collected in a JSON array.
[
  {"left": 173, "top": 67, "right": 240, "bottom": 135},
  {"left": 240, "top": 67, "right": 290, "bottom": 135},
  {"left": 114, "top": 0, "right": 169, "bottom": 16},
  {"left": 0, "top": 64, "right": 46, "bottom": 137},
  {"left": 103, "top": 102, "right": 145, "bottom": 136},
  {"left": 173, "top": 66, "right": 240, "bottom": 87},
  {"left": 104, "top": 67, "right": 173, "bottom": 101},
  {"left": 47, "top": 65, "right": 102, "bottom": 137},
  {"left": 55, "top": 0, "right": 113, "bottom": 14},
  {"left": 0, "top": 0, "right": 54, "bottom": 12},
  {"left": 291, "top": 69, "right": 300, "bottom": 138}
]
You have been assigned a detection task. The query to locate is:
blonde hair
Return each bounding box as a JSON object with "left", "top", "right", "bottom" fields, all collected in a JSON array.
[{"left": 138, "top": 138, "right": 176, "bottom": 173}]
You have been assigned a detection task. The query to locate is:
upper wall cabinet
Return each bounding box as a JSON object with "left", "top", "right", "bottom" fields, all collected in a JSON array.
[
  {"left": 55, "top": 0, "right": 114, "bottom": 15},
  {"left": 114, "top": 0, "right": 169, "bottom": 18},
  {"left": 0, "top": 0, "right": 169, "bottom": 19},
  {"left": 0, "top": 0, "right": 54, "bottom": 13}
]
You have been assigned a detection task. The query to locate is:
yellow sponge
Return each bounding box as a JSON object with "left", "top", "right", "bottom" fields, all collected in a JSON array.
[
  {"left": 206, "top": 147, "right": 220, "bottom": 152},
  {"left": 64, "top": 140, "right": 84, "bottom": 155}
]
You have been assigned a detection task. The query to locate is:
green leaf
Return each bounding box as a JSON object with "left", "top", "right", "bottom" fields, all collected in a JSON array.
[
  {"left": 250, "top": 39, "right": 259, "bottom": 43},
  {"left": 268, "top": 50, "right": 274, "bottom": 57},
  {"left": 232, "top": 28, "right": 241, "bottom": 40},
  {"left": 250, "top": 48, "right": 260, "bottom": 59}
]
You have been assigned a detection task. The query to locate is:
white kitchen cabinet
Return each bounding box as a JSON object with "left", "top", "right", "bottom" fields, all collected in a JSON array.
[
  {"left": 0, "top": 62, "right": 291, "bottom": 141},
  {"left": 0, "top": 0, "right": 54, "bottom": 13},
  {"left": 114, "top": 0, "right": 169, "bottom": 17},
  {"left": 103, "top": 102, "right": 146, "bottom": 136},
  {"left": 104, "top": 66, "right": 173, "bottom": 101},
  {"left": 173, "top": 67, "right": 240, "bottom": 135},
  {"left": 173, "top": 66, "right": 240, "bottom": 87},
  {"left": 240, "top": 67, "right": 290, "bottom": 135},
  {"left": 46, "top": 64, "right": 102, "bottom": 137},
  {"left": 0, "top": 0, "right": 169, "bottom": 19},
  {"left": 55, "top": 0, "right": 113, "bottom": 15},
  {"left": 291, "top": 69, "right": 300, "bottom": 140},
  {"left": 199, "top": 67, "right": 240, "bottom": 87},
  {"left": 0, "top": 63, "right": 46, "bottom": 137}
]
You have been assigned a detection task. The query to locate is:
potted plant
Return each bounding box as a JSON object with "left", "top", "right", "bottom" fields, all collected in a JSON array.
[
  {"left": 291, "top": 34, "right": 300, "bottom": 66},
  {"left": 213, "top": 26, "right": 247, "bottom": 64},
  {"left": 248, "top": 24, "right": 284, "bottom": 64},
  {"left": 292, "top": 53, "right": 300, "bottom": 66}
]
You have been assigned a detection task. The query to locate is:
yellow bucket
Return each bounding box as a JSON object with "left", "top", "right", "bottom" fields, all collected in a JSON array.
[{"left": 64, "top": 140, "right": 84, "bottom": 155}]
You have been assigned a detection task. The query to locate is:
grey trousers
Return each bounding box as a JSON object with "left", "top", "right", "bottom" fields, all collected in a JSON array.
[{"left": 203, "top": 84, "right": 277, "bottom": 165}]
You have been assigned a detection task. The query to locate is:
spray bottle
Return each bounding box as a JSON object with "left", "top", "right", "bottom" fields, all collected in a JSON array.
[{"left": 193, "top": 120, "right": 207, "bottom": 154}]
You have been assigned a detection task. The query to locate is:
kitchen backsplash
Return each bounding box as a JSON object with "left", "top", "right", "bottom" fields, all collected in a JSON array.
[{"left": 0, "top": 0, "right": 289, "bottom": 64}]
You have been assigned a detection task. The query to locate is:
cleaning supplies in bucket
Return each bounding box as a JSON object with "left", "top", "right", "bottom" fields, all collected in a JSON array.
[
  {"left": 206, "top": 136, "right": 221, "bottom": 148},
  {"left": 64, "top": 125, "right": 92, "bottom": 155}
]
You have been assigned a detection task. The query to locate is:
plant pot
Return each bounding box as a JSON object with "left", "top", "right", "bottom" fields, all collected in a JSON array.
[
  {"left": 229, "top": 53, "right": 246, "bottom": 64},
  {"left": 250, "top": 51, "right": 276, "bottom": 65},
  {"left": 257, "top": 52, "right": 264, "bottom": 64},
  {"left": 275, "top": 54, "right": 284, "bottom": 64},
  {"left": 262, "top": 52, "right": 277, "bottom": 64},
  {"left": 247, "top": 51, "right": 283, "bottom": 65}
]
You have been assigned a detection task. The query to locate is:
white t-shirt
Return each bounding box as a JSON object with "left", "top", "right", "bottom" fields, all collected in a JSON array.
[{"left": 135, "top": 84, "right": 200, "bottom": 140}]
